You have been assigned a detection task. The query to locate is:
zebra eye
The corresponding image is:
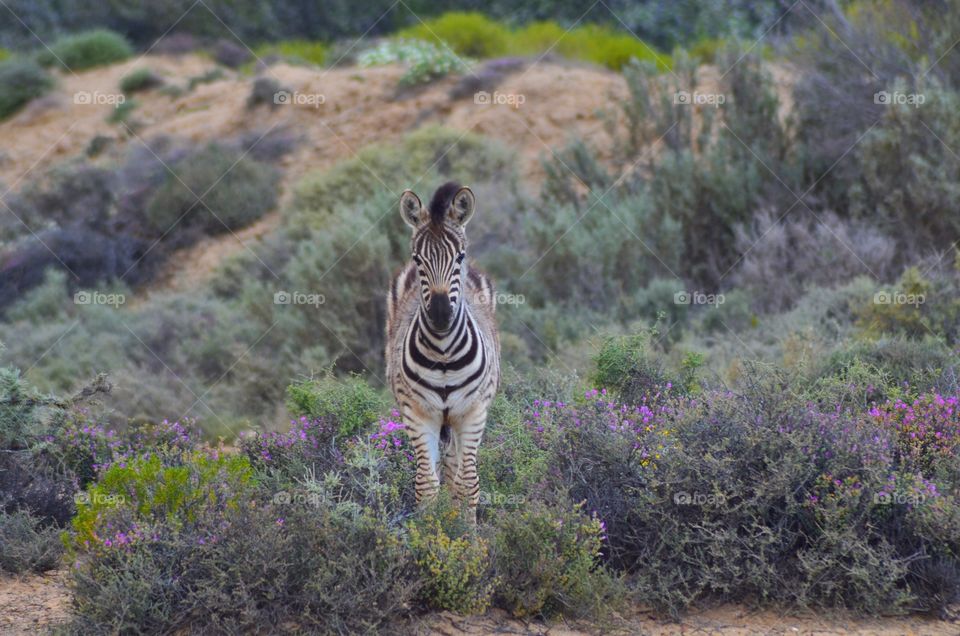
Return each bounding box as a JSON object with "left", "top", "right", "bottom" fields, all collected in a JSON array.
[
  {"left": 412, "top": 253, "right": 422, "bottom": 264},
  {"left": 456, "top": 253, "right": 465, "bottom": 264}
]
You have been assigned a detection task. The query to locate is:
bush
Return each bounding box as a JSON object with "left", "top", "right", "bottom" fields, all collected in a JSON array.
[
  {"left": 254, "top": 39, "right": 328, "bottom": 66},
  {"left": 0, "top": 510, "right": 63, "bottom": 573},
  {"left": 246, "top": 75, "right": 287, "bottom": 109},
  {"left": 734, "top": 210, "right": 897, "bottom": 313},
  {"left": 68, "top": 451, "right": 253, "bottom": 554},
  {"left": 490, "top": 501, "right": 621, "bottom": 618},
  {"left": 119, "top": 68, "right": 163, "bottom": 94},
  {"left": 211, "top": 39, "right": 251, "bottom": 68},
  {"left": 37, "top": 29, "right": 132, "bottom": 71},
  {"left": 358, "top": 38, "right": 470, "bottom": 86},
  {"left": 286, "top": 373, "right": 388, "bottom": 438},
  {"left": 399, "top": 12, "right": 509, "bottom": 58},
  {"left": 592, "top": 329, "right": 681, "bottom": 404},
  {"left": 145, "top": 142, "right": 279, "bottom": 235},
  {"left": 542, "top": 364, "right": 960, "bottom": 614},
  {"left": 406, "top": 499, "right": 496, "bottom": 614},
  {"left": 68, "top": 484, "right": 419, "bottom": 634},
  {"left": 0, "top": 57, "right": 54, "bottom": 120},
  {"left": 857, "top": 266, "right": 960, "bottom": 345},
  {"left": 106, "top": 98, "right": 137, "bottom": 124}
]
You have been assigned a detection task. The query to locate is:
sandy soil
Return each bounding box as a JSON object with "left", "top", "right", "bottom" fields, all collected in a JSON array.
[{"left": 2, "top": 569, "right": 955, "bottom": 635}]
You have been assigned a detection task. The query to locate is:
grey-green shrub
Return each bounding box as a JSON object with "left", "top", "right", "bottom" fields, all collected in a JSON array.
[
  {"left": 146, "top": 143, "right": 279, "bottom": 235},
  {"left": 0, "top": 510, "right": 63, "bottom": 573},
  {"left": 0, "top": 58, "right": 54, "bottom": 120},
  {"left": 286, "top": 373, "right": 388, "bottom": 437},
  {"left": 36, "top": 29, "right": 132, "bottom": 71},
  {"left": 119, "top": 68, "right": 163, "bottom": 94}
]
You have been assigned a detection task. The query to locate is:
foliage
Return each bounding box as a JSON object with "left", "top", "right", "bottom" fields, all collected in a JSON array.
[
  {"left": 398, "top": 12, "right": 510, "bottom": 58},
  {"left": 358, "top": 38, "right": 470, "bottom": 86},
  {"left": 36, "top": 29, "right": 132, "bottom": 70},
  {"left": 106, "top": 98, "right": 137, "bottom": 124},
  {"left": 68, "top": 450, "right": 253, "bottom": 554},
  {"left": 490, "top": 500, "right": 621, "bottom": 618},
  {"left": 254, "top": 39, "right": 328, "bottom": 66},
  {"left": 145, "top": 142, "right": 279, "bottom": 234},
  {"left": 0, "top": 57, "right": 54, "bottom": 120},
  {"left": 286, "top": 373, "right": 388, "bottom": 438},
  {"left": 119, "top": 68, "right": 163, "bottom": 94},
  {"left": 0, "top": 509, "right": 63, "bottom": 573},
  {"left": 406, "top": 499, "right": 496, "bottom": 614}
]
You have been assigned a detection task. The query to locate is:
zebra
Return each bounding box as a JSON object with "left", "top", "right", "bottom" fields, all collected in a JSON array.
[{"left": 385, "top": 181, "right": 500, "bottom": 521}]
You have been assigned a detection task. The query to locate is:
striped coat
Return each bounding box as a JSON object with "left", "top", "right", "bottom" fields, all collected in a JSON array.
[{"left": 385, "top": 182, "right": 500, "bottom": 517}]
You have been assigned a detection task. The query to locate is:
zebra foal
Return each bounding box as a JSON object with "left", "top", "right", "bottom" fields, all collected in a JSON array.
[{"left": 385, "top": 181, "right": 500, "bottom": 521}]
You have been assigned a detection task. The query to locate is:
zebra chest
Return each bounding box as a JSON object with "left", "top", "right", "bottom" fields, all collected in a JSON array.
[{"left": 401, "top": 320, "right": 486, "bottom": 408}]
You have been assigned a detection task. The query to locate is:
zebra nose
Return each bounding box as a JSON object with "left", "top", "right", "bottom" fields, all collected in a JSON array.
[{"left": 428, "top": 292, "right": 453, "bottom": 329}]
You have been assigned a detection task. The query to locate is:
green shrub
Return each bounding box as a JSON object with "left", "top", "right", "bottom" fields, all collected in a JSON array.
[
  {"left": 0, "top": 366, "right": 48, "bottom": 449},
  {"left": 119, "top": 68, "right": 163, "bottom": 94},
  {"left": 479, "top": 393, "right": 550, "bottom": 498},
  {"left": 0, "top": 510, "right": 63, "bottom": 573},
  {"left": 69, "top": 451, "right": 253, "bottom": 554},
  {"left": 592, "top": 327, "right": 682, "bottom": 403},
  {"left": 406, "top": 499, "right": 496, "bottom": 614},
  {"left": 399, "top": 12, "right": 509, "bottom": 58},
  {"left": 0, "top": 58, "right": 54, "bottom": 120},
  {"left": 490, "top": 501, "right": 621, "bottom": 618},
  {"left": 254, "top": 39, "right": 328, "bottom": 66},
  {"left": 569, "top": 23, "right": 670, "bottom": 71},
  {"left": 145, "top": 142, "right": 279, "bottom": 235},
  {"left": 186, "top": 67, "right": 226, "bottom": 90},
  {"left": 857, "top": 266, "right": 960, "bottom": 345},
  {"left": 358, "top": 38, "right": 470, "bottom": 86},
  {"left": 68, "top": 488, "right": 419, "bottom": 634},
  {"left": 285, "top": 373, "right": 388, "bottom": 438},
  {"left": 37, "top": 29, "right": 132, "bottom": 71},
  {"left": 106, "top": 98, "right": 137, "bottom": 124}
]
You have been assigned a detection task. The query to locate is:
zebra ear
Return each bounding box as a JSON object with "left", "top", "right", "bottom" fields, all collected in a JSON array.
[
  {"left": 449, "top": 186, "right": 475, "bottom": 226},
  {"left": 399, "top": 190, "right": 424, "bottom": 228}
]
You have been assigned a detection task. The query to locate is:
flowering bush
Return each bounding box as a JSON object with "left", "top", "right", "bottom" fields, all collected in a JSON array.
[
  {"left": 406, "top": 502, "right": 496, "bottom": 614},
  {"left": 869, "top": 393, "right": 960, "bottom": 476},
  {"left": 68, "top": 451, "right": 253, "bottom": 555}
]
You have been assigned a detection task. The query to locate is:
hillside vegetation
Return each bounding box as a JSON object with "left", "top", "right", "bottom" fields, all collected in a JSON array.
[{"left": 1, "top": 2, "right": 959, "bottom": 633}]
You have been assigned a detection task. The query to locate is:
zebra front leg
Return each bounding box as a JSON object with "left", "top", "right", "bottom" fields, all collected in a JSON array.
[
  {"left": 405, "top": 414, "right": 442, "bottom": 504},
  {"left": 452, "top": 411, "right": 486, "bottom": 524}
]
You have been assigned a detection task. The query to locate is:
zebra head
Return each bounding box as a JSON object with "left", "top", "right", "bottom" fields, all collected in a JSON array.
[{"left": 399, "top": 182, "right": 476, "bottom": 333}]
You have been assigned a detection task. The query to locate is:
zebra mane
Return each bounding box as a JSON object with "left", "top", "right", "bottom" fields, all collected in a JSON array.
[{"left": 427, "top": 181, "right": 462, "bottom": 228}]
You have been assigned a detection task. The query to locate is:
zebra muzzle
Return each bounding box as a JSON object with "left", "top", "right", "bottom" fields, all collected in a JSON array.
[{"left": 428, "top": 292, "right": 453, "bottom": 330}]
